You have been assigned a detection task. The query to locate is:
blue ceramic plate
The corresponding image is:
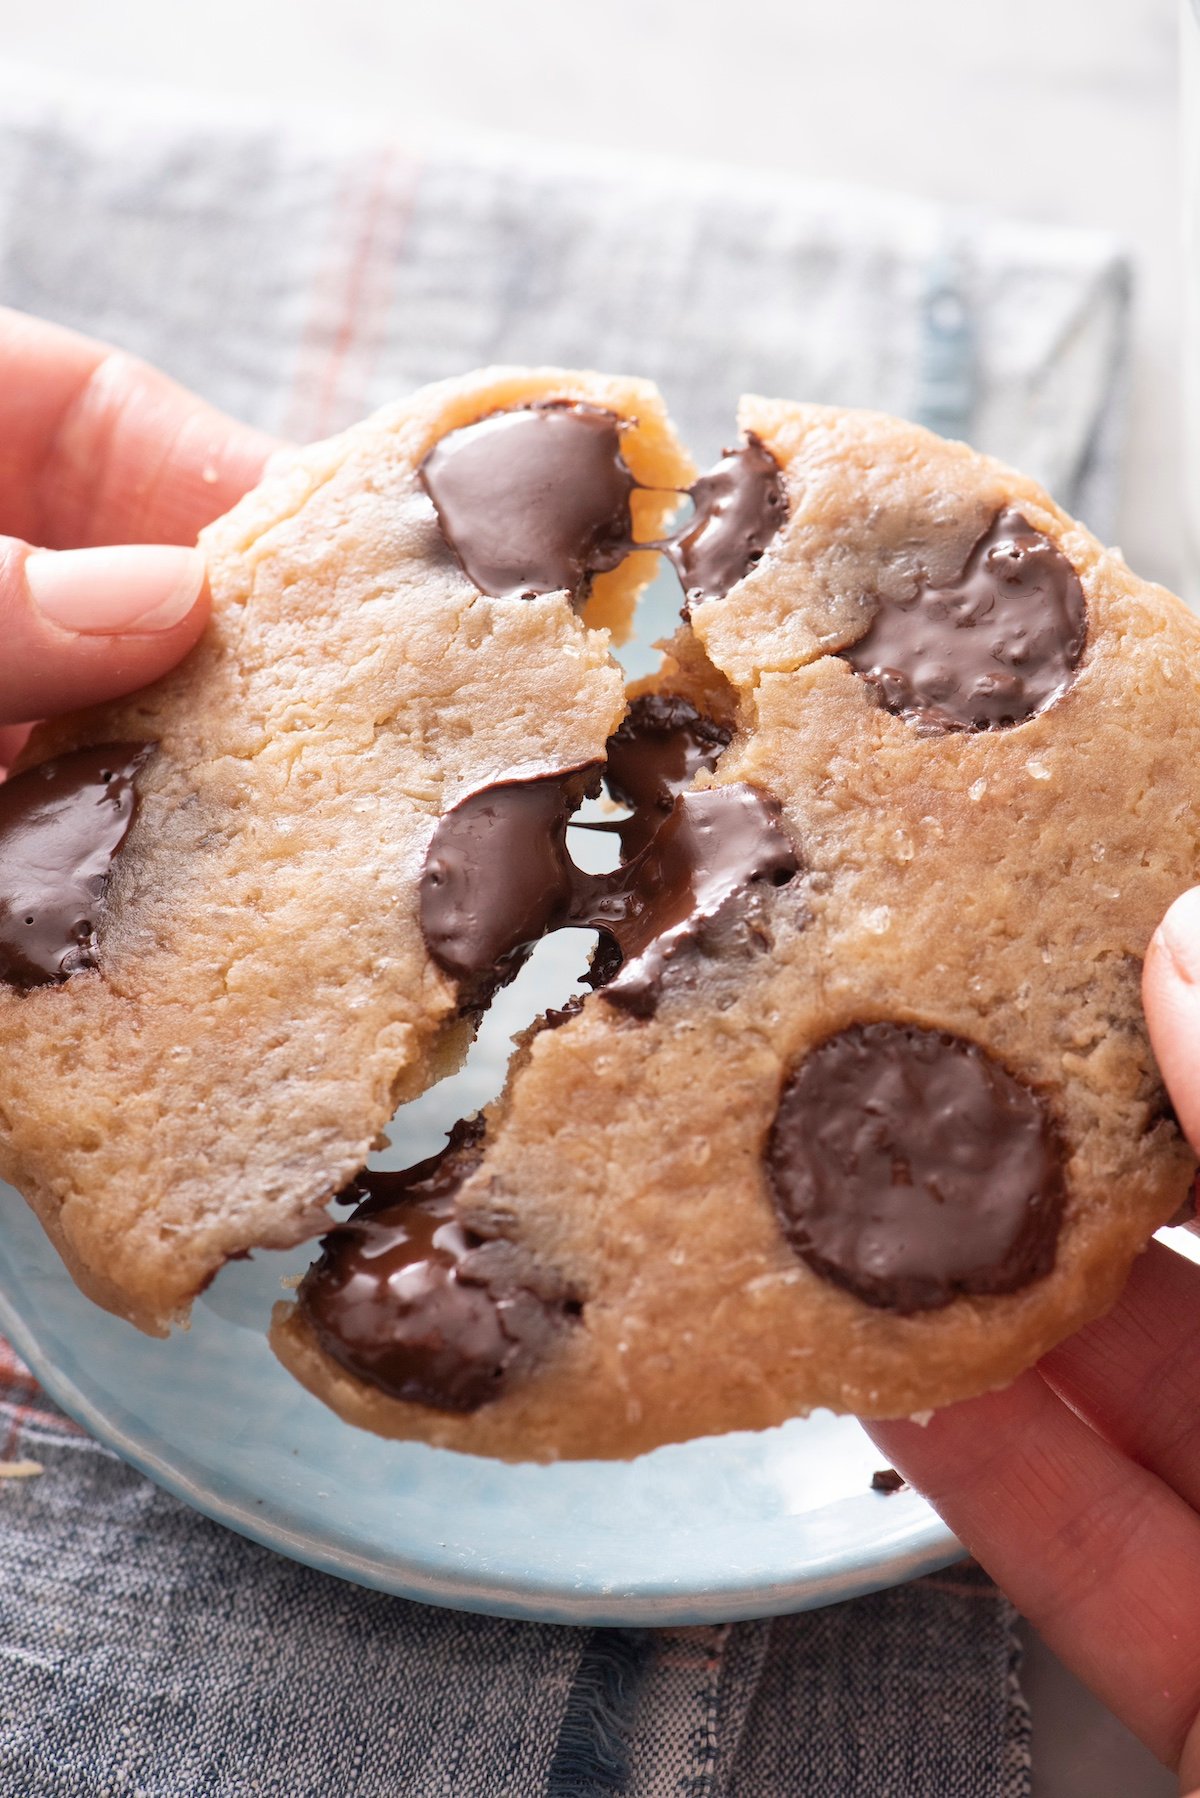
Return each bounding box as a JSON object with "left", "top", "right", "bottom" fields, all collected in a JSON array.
[
  {"left": 0, "top": 1188, "right": 960, "bottom": 1624},
  {"left": 0, "top": 572, "right": 962, "bottom": 1626}
]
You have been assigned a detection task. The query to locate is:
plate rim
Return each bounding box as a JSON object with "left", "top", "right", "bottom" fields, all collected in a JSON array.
[{"left": 0, "top": 1279, "right": 964, "bottom": 1626}]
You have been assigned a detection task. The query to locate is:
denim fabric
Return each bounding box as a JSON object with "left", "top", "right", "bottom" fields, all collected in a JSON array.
[
  {"left": 0, "top": 1370, "right": 1029, "bottom": 1796},
  {"left": 625, "top": 1575, "right": 1029, "bottom": 1798},
  {"left": 0, "top": 1370, "right": 582, "bottom": 1795}
]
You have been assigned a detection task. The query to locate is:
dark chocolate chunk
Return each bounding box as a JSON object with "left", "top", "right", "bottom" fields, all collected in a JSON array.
[
  {"left": 604, "top": 694, "right": 733, "bottom": 858},
  {"left": 598, "top": 786, "right": 799, "bottom": 1018},
  {"left": 841, "top": 509, "right": 1087, "bottom": 731},
  {"left": 767, "top": 1021, "right": 1064, "bottom": 1312},
  {"left": 666, "top": 437, "right": 787, "bottom": 613},
  {"left": 0, "top": 743, "right": 153, "bottom": 989},
  {"left": 419, "top": 404, "right": 638, "bottom": 601},
  {"left": 870, "top": 1468, "right": 907, "bottom": 1494},
  {"left": 541, "top": 993, "right": 586, "bottom": 1033},
  {"left": 419, "top": 766, "right": 600, "bottom": 1010},
  {"left": 420, "top": 764, "right": 799, "bottom": 1021},
  {"left": 298, "top": 1121, "right": 572, "bottom": 1413}
]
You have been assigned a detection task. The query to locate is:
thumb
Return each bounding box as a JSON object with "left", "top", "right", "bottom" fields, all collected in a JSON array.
[
  {"left": 1143, "top": 886, "right": 1200, "bottom": 1154},
  {"left": 0, "top": 536, "right": 208, "bottom": 726}
]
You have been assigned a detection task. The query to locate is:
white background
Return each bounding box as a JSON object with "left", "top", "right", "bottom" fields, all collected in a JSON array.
[{"left": 0, "top": 3, "right": 1183, "bottom": 1793}]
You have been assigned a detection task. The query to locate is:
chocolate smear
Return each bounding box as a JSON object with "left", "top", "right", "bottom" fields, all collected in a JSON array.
[
  {"left": 767, "top": 1021, "right": 1064, "bottom": 1312},
  {"left": 419, "top": 404, "right": 638, "bottom": 601},
  {"left": 604, "top": 694, "right": 732, "bottom": 859},
  {"left": 299, "top": 1121, "right": 574, "bottom": 1413},
  {"left": 841, "top": 509, "right": 1087, "bottom": 731},
  {"left": 420, "top": 763, "right": 799, "bottom": 1020},
  {"left": 665, "top": 436, "right": 787, "bottom": 612},
  {"left": 420, "top": 766, "right": 600, "bottom": 1010},
  {"left": 598, "top": 785, "right": 799, "bottom": 1018},
  {"left": 0, "top": 743, "right": 153, "bottom": 989}
]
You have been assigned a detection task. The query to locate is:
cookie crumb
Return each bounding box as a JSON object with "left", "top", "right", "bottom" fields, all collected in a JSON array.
[
  {"left": 870, "top": 1467, "right": 906, "bottom": 1494},
  {"left": 0, "top": 1459, "right": 43, "bottom": 1479}
]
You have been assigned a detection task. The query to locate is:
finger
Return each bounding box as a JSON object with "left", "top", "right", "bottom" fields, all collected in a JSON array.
[
  {"left": 0, "top": 306, "right": 278, "bottom": 549},
  {"left": 0, "top": 538, "right": 208, "bottom": 724},
  {"left": 1144, "top": 886, "right": 1200, "bottom": 1152},
  {"left": 0, "top": 723, "right": 31, "bottom": 773},
  {"left": 869, "top": 1373, "right": 1200, "bottom": 1772},
  {"left": 1039, "top": 1241, "right": 1200, "bottom": 1512}
]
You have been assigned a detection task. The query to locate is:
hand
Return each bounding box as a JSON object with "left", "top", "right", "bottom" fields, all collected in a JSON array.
[
  {"left": 0, "top": 306, "right": 279, "bottom": 770},
  {"left": 869, "top": 889, "right": 1200, "bottom": 1792}
]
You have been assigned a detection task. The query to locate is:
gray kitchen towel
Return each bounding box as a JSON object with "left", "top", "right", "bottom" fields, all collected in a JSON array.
[{"left": 0, "top": 62, "right": 1131, "bottom": 1796}]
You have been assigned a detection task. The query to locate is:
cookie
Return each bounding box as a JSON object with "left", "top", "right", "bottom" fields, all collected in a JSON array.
[
  {"left": 273, "top": 399, "right": 1200, "bottom": 1461},
  {"left": 0, "top": 368, "right": 694, "bottom": 1331}
]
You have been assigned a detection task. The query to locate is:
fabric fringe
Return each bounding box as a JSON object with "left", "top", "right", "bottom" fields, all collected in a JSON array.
[{"left": 546, "top": 1628, "right": 654, "bottom": 1796}]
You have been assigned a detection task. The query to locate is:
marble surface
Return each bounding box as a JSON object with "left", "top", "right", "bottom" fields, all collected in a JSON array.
[{"left": 0, "top": 1, "right": 1185, "bottom": 1791}]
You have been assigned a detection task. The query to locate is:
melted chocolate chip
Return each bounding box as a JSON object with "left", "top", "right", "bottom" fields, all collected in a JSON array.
[
  {"left": 841, "top": 509, "right": 1087, "bottom": 731},
  {"left": 421, "top": 761, "right": 798, "bottom": 1021},
  {"left": 666, "top": 437, "right": 787, "bottom": 612},
  {"left": 420, "top": 403, "right": 787, "bottom": 621},
  {"left": 299, "top": 1121, "right": 572, "bottom": 1413},
  {"left": 0, "top": 743, "right": 153, "bottom": 989},
  {"left": 767, "top": 1022, "right": 1064, "bottom": 1312},
  {"left": 871, "top": 1468, "right": 907, "bottom": 1494},
  {"left": 419, "top": 404, "right": 638, "bottom": 601},
  {"left": 420, "top": 767, "right": 600, "bottom": 1009},
  {"left": 604, "top": 694, "right": 733, "bottom": 858},
  {"left": 599, "top": 786, "right": 799, "bottom": 1018}
]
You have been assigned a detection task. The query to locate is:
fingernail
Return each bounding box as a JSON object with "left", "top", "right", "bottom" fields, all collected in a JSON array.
[
  {"left": 1155, "top": 886, "right": 1200, "bottom": 988},
  {"left": 27, "top": 544, "right": 206, "bottom": 635}
]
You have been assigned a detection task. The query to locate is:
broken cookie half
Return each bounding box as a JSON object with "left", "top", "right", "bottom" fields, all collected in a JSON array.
[
  {"left": 275, "top": 393, "right": 1200, "bottom": 1460},
  {"left": 0, "top": 369, "right": 693, "bottom": 1332}
]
